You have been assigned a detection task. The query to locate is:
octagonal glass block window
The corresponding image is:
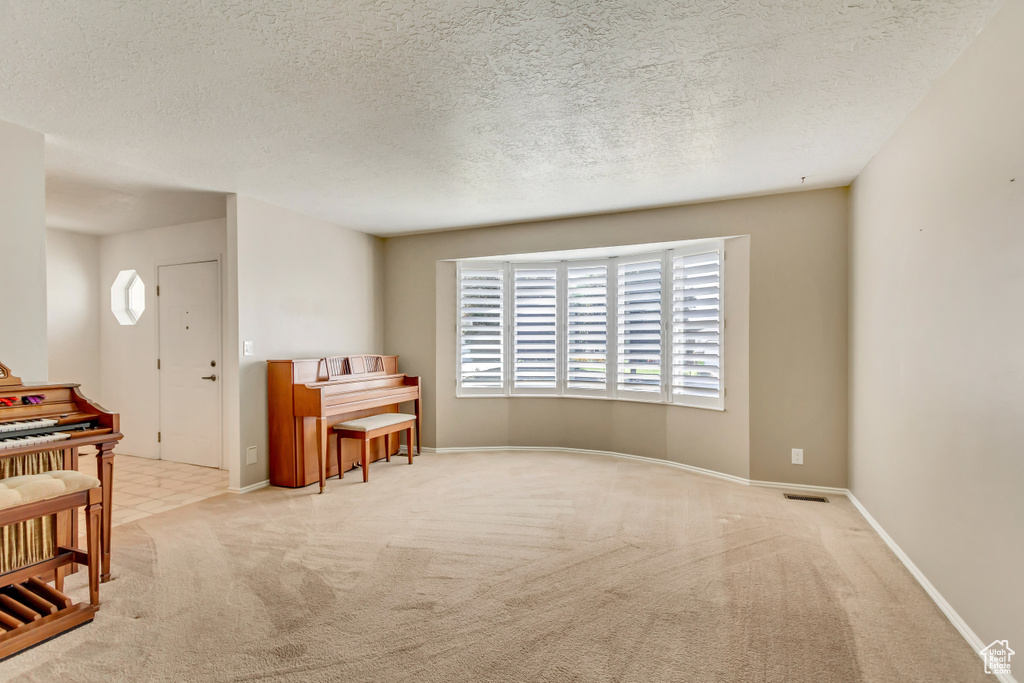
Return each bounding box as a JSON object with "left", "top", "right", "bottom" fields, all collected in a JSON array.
[{"left": 111, "top": 269, "right": 146, "bottom": 325}]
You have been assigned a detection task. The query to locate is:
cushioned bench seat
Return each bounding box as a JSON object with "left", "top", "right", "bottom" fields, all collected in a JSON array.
[
  {"left": 0, "top": 470, "right": 101, "bottom": 510},
  {"left": 0, "top": 469, "right": 105, "bottom": 656},
  {"left": 335, "top": 413, "right": 417, "bottom": 433},
  {"left": 333, "top": 413, "right": 417, "bottom": 485}
]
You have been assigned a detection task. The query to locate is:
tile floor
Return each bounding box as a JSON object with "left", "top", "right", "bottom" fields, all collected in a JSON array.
[{"left": 76, "top": 453, "right": 228, "bottom": 540}]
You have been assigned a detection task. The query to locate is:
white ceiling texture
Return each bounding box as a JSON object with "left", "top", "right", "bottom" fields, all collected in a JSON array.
[{"left": 0, "top": 0, "right": 1003, "bottom": 236}]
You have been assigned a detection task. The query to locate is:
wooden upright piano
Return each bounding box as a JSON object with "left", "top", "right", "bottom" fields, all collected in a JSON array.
[
  {"left": 0, "top": 360, "right": 121, "bottom": 583},
  {"left": 267, "top": 355, "right": 421, "bottom": 491}
]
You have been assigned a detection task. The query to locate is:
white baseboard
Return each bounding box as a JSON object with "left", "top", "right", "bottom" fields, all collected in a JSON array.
[
  {"left": 845, "top": 492, "right": 1014, "bottom": 683},
  {"left": 229, "top": 479, "right": 270, "bottom": 494},
  {"left": 427, "top": 444, "right": 841, "bottom": 494},
  {"left": 415, "top": 444, "right": 1005, "bottom": 677}
]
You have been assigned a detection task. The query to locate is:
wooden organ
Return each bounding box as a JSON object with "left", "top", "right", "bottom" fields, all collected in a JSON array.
[
  {"left": 267, "top": 355, "right": 421, "bottom": 492},
  {"left": 0, "top": 361, "right": 121, "bottom": 581},
  {"left": 0, "top": 360, "right": 120, "bottom": 657}
]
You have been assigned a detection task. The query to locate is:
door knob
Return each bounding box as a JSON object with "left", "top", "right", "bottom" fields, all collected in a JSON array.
[{"left": 201, "top": 374, "right": 218, "bottom": 381}]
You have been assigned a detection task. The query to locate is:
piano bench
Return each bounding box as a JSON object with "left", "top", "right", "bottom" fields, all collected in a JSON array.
[{"left": 333, "top": 413, "right": 417, "bottom": 484}]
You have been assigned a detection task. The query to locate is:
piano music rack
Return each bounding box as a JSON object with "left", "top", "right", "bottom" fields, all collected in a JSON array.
[{"left": 319, "top": 354, "right": 386, "bottom": 381}]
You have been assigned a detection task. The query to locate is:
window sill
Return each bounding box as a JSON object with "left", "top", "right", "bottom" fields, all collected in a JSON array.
[{"left": 455, "top": 391, "right": 725, "bottom": 412}]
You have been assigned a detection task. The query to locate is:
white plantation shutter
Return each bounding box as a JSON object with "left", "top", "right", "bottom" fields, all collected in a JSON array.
[
  {"left": 512, "top": 265, "right": 558, "bottom": 390},
  {"left": 565, "top": 264, "right": 608, "bottom": 391},
  {"left": 456, "top": 241, "right": 724, "bottom": 409},
  {"left": 670, "top": 248, "right": 722, "bottom": 406},
  {"left": 458, "top": 263, "right": 505, "bottom": 391},
  {"left": 617, "top": 258, "right": 663, "bottom": 395}
]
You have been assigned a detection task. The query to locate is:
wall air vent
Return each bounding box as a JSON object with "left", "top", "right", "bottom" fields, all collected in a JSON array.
[{"left": 784, "top": 493, "right": 829, "bottom": 503}]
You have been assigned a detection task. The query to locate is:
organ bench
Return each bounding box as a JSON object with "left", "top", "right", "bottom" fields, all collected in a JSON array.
[{"left": 0, "top": 472, "right": 103, "bottom": 660}]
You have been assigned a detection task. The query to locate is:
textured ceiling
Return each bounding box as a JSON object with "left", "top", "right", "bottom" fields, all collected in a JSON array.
[{"left": 0, "top": 0, "right": 1002, "bottom": 236}]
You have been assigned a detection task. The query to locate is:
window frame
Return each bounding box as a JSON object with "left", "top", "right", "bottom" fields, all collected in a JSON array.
[
  {"left": 563, "top": 258, "right": 613, "bottom": 398},
  {"left": 613, "top": 252, "right": 668, "bottom": 403},
  {"left": 110, "top": 269, "right": 146, "bottom": 326},
  {"left": 455, "top": 240, "right": 725, "bottom": 411},
  {"left": 456, "top": 260, "right": 508, "bottom": 396},
  {"left": 510, "top": 261, "right": 562, "bottom": 396},
  {"left": 668, "top": 242, "right": 725, "bottom": 411}
]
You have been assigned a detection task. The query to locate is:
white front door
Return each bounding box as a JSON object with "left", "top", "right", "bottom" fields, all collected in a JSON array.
[{"left": 158, "top": 261, "right": 221, "bottom": 468}]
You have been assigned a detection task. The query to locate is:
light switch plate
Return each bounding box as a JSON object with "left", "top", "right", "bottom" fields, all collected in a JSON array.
[
  {"left": 243, "top": 340, "right": 254, "bottom": 356},
  {"left": 246, "top": 446, "right": 257, "bottom": 465}
]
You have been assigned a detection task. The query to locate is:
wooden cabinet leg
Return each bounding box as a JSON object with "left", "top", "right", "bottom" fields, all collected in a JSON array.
[
  {"left": 96, "top": 443, "right": 114, "bottom": 582},
  {"left": 316, "top": 418, "right": 328, "bottom": 494}
]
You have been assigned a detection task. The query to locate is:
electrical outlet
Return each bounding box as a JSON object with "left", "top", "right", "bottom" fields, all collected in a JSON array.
[
  {"left": 792, "top": 448, "right": 804, "bottom": 465},
  {"left": 243, "top": 340, "right": 254, "bottom": 356},
  {"left": 246, "top": 446, "right": 257, "bottom": 465}
]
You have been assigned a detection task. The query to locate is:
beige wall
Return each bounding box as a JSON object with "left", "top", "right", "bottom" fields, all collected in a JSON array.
[
  {"left": 0, "top": 121, "right": 47, "bottom": 382},
  {"left": 849, "top": 0, "right": 1023, "bottom": 654},
  {"left": 385, "top": 188, "right": 849, "bottom": 487},
  {"left": 99, "top": 218, "right": 228, "bottom": 459},
  {"left": 232, "top": 196, "right": 384, "bottom": 489},
  {"left": 46, "top": 228, "right": 101, "bottom": 396}
]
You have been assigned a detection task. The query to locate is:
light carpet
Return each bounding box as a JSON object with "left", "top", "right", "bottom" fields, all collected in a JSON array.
[{"left": 0, "top": 450, "right": 987, "bottom": 682}]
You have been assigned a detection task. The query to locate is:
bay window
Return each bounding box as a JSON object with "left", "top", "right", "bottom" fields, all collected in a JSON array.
[{"left": 457, "top": 240, "right": 724, "bottom": 410}]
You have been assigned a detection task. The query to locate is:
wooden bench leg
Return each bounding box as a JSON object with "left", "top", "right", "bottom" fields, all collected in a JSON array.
[
  {"left": 54, "top": 508, "right": 70, "bottom": 592},
  {"left": 407, "top": 427, "right": 415, "bottom": 464},
  {"left": 385, "top": 434, "right": 391, "bottom": 463},
  {"left": 336, "top": 433, "right": 345, "bottom": 480},
  {"left": 361, "top": 438, "right": 370, "bottom": 483},
  {"left": 414, "top": 398, "right": 422, "bottom": 455}
]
